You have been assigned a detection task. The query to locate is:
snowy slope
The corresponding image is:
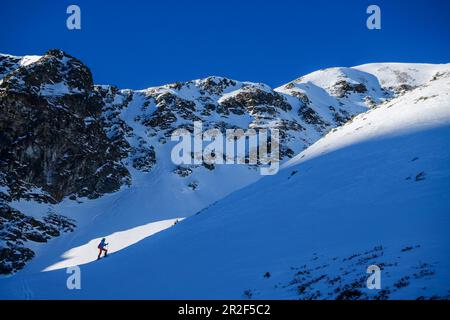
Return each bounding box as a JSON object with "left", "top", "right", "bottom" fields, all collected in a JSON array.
[{"left": 1, "top": 62, "right": 449, "bottom": 299}]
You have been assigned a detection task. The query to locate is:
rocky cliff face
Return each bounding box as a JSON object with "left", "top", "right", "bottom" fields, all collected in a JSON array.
[
  {"left": 0, "top": 50, "right": 130, "bottom": 202},
  {"left": 1, "top": 50, "right": 427, "bottom": 274}
]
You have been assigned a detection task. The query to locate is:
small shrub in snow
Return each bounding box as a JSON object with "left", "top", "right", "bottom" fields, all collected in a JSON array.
[
  {"left": 415, "top": 172, "right": 426, "bottom": 181},
  {"left": 243, "top": 289, "right": 253, "bottom": 299}
]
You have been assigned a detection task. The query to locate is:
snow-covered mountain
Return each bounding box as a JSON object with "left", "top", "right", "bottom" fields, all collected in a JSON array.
[{"left": 0, "top": 50, "right": 449, "bottom": 299}]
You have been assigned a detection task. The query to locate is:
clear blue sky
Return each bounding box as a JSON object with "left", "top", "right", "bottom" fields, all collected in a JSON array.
[{"left": 1, "top": 0, "right": 449, "bottom": 89}]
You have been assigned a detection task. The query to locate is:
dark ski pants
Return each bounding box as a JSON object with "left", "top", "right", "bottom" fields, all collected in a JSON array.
[{"left": 98, "top": 248, "right": 107, "bottom": 259}]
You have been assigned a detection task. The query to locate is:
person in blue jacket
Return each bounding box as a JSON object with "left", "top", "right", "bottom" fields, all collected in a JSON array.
[{"left": 97, "top": 238, "right": 108, "bottom": 259}]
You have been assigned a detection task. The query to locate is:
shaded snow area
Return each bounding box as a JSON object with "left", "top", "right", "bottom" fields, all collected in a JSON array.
[{"left": 0, "top": 57, "right": 449, "bottom": 299}]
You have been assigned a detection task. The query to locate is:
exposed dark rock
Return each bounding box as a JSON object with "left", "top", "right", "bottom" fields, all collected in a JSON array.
[
  {"left": 0, "top": 55, "right": 22, "bottom": 79},
  {"left": 333, "top": 80, "right": 367, "bottom": 98},
  {"left": 0, "top": 245, "right": 34, "bottom": 275},
  {"left": 198, "top": 77, "right": 237, "bottom": 96},
  {"left": 392, "top": 84, "right": 415, "bottom": 95},
  {"left": 336, "top": 289, "right": 364, "bottom": 300},
  {"left": 415, "top": 172, "right": 426, "bottom": 181},
  {"left": 299, "top": 106, "right": 328, "bottom": 127},
  {"left": 188, "top": 181, "right": 199, "bottom": 190},
  {"left": 173, "top": 166, "right": 193, "bottom": 178},
  {"left": 219, "top": 88, "right": 292, "bottom": 116},
  {"left": 0, "top": 202, "right": 76, "bottom": 274},
  {"left": 333, "top": 109, "right": 352, "bottom": 125}
]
